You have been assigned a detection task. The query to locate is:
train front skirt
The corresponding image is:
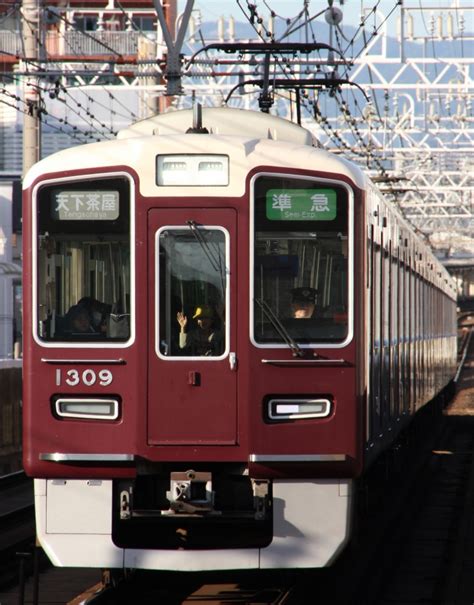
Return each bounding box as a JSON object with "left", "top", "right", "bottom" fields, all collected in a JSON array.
[{"left": 34, "top": 477, "right": 353, "bottom": 570}]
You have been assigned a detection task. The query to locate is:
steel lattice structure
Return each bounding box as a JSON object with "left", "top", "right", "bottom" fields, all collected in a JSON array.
[{"left": 1, "top": 1, "right": 473, "bottom": 256}]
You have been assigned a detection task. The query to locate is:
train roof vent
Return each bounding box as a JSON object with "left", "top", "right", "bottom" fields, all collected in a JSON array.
[{"left": 117, "top": 107, "right": 314, "bottom": 146}]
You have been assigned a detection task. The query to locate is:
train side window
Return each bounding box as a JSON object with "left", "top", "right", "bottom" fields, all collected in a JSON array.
[
  {"left": 35, "top": 177, "right": 132, "bottom": 343},
  {"left": 252, "top": 175, "right": 350, "bottom": 346},
  {"left": 157, "top": 227, "right": 228, "bottom": 358}
]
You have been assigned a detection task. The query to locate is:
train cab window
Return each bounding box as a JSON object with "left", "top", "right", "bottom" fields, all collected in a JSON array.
[
  {"left": 35, "top": 177, "right": 132, "bottom": 343},
  {"left": 157, "top": 226, "right": 228, "bottom": 358},
  {"left": 252, "top": 175, "right": 350, "bottom": 346}
]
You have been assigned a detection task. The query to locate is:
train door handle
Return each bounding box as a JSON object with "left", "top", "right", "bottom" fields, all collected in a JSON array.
[
  {"left": 188, "top": 371, "right": 201, "bottom": 386},
  {"left": 229, "top": 352, "right": 237, "bottom": 371}
]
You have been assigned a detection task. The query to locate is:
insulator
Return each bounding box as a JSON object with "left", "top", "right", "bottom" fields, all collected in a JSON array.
[
  {"left": 228, "top": 15, "right": 235, "bottom": 41},
  {"left": 193, "top": 9, "right": 202, "bottom": 29},
  {"left": 407, "top": 14, "right": 414, "bottom": 39},
  {"left": 437, "top": 14, "right": 443, "bottom": 38},
  {"left": 218, "top": 16, "right": 224, "bottom": 41},
  {"left": 189, "top": 16, "right": 195, "bottom": 43},
  {"left": 447, "top": 13, "right": 453, "bottom": 38},
  {"left": 268, "top": 15, "right": 274, "bottom": 36},
  {"left": 429, "top": 14, "right": 435, "bottom": 34}
]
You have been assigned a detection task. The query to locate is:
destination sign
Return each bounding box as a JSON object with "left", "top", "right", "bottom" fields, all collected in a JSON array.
[
  {"left": 51, "top": 190, "right": 119, "bottom": 221},
  {"left": 266, "top": 189, "right": 337, "bottom": 221}
]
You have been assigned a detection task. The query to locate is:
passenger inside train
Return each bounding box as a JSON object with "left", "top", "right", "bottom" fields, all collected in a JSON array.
[
  {"left": 35, "top": 178, "right": 132, "bottom": 342},
  {"left": 177, "top": 304, "right": 224, "bottom": 356},
  {"left": 62, "top": 304, "right": 101, "bottom": 337},
  {"left": 76, "top": 296, "right": 111, "bottom": 333}
]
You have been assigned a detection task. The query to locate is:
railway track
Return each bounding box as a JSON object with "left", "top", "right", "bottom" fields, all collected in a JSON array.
[
  {"left": 0, "top": 471, "right": 35, "bottom": 538},
  {"left": 350, "top": 415, "right": 474, "bottom": 604},
  {"left": 85, "top": 570, "right": 298, "bottom": 604},
  {"left": 74, "top": 404, "right": 474, "bottom": 603},
  {"left": 0, "top": 471, "right": 35, "bottom": 583},
  {"left": 3, "top": 331, "right": 472, "bottom": 604},
  {"left": 310, "top": 329, "right": 474, "bottom": 604},
  {"left": 81, "top": 413, "right": 465, "bottom": 605},
  {"left": 4, "top": 412, "right": 474, "bottom": 604}
]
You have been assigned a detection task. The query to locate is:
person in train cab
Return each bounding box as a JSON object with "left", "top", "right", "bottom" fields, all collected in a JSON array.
[
  {"left": 77, "top": 296, "right": 111, "bottom": 333},
  {"left": 176, "top": 304, "right": 223, "bottom": 356},
  {"left": 290, "top": 287, "right": 318, "bottom": 319},
  {"left": 63, "top": 304, "right": 98, "bottom": 335}
]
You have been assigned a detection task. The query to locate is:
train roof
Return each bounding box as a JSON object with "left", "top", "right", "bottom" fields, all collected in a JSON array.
[
  {"left": 22, "top": 107, "right": 455, "bottom": 297},
  {"left": 117, "top": 106, "right": 315, "bottom": 145},
  {"left": 23, "top": 107, "right": 367, "bottom": 193}
]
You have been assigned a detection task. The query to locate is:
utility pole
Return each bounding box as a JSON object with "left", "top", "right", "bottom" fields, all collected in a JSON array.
[
  {"left": 21, "top": 0, "right": 41, "bottom": 175},
  {"left": 153, "top": 0, "right": 194, "bottom": 104}
]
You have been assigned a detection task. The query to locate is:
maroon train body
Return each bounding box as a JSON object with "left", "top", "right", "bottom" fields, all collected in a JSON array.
[{"left": 22, "top": 107, "right": 457, "bottom": 570}]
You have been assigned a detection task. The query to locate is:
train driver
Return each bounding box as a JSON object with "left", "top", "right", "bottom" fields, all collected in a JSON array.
[
  {"left": 290, "top": 287, "right": 318, "bottom": 319},
  {"left": 176, "top": 304, "right": 223, "bottom": 356}
]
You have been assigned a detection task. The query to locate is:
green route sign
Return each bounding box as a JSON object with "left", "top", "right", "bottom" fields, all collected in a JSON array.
[{"left": 266, "top": 189, "right": 337, "bottom": 221}]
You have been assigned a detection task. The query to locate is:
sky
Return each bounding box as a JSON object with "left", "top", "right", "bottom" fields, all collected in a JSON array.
[{"left": 181, "top": 0, "right": 473, "bottom": 32}]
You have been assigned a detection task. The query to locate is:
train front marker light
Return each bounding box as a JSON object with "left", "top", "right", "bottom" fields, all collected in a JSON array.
[
  {"left": 268, "top": 398, "right": 331, "bottom": 421},
  {"left": 156, "top": 154, "right": 229, "bottom": 186},
  {"left": 54, "top": 398, "right": 119, "bottom": 420}
]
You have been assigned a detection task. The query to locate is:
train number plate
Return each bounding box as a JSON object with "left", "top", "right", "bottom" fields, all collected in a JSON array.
[{"left": 55, "top": 368, "right": 113, "bottom": 387}]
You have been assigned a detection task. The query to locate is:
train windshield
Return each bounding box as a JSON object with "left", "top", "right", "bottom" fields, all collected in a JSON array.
[
  {"left": 35, "top": 177, "right": 131, "bottom": 343},
  {"left": 253, "top": 175, "right": 350, "bottom": 345},
  {"left": 157, "top": 226, "right": 228, "bottom": 358}
]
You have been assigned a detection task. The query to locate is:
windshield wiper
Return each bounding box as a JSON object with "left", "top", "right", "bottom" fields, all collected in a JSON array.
[
  {"left": 255, "top": 298, "right": 304, "bottom": 358},
  {"left": 186, "top": 220, "right": 226, "bottom": 294}
]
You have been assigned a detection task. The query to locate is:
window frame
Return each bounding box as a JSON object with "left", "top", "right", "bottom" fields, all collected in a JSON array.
[
  {"left": 249, "top": 172, "right": 354, "bottom": 350},
  {"left": 154, "top": 224, "right": 231, "bottom": 362},
  {"left": 32, "top": 171, "right": 135, "bottom": 349}
]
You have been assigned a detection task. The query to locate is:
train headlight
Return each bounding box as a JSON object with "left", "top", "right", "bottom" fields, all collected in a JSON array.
[
  {"left": 267, "top": 398, "right": 331, "bottom": 421},
  {"left": 54, "top": 398, "right": 119, "bottom": 420},
  {"left": 157, "top": 154, "right": 229, "bottom": 186}
]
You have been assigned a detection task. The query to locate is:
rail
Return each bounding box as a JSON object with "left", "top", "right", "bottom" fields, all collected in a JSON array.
[
  {"left": 0, "top": 470, "right": 35, "bottom": 592},
  {"left": 0, "top": 362, "right": 23, "bottom": 475},
  {"left": 0, "top": 471, "right": 33, "bottom": 521},
  {"left": 0, "top": 468, "right": 25, "bottom": 484},
  {"left": 455, "top": 328, "right": 472, "bottom": 384}
]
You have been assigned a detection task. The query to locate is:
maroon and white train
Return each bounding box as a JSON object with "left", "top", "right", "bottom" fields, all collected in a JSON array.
[{"left": 22, "top": 106, "right": 457, "bottom": 570}]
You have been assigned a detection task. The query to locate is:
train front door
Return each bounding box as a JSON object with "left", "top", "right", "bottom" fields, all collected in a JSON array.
[{"left": 147, "top": 208, "right": 237, "bottom": 445}]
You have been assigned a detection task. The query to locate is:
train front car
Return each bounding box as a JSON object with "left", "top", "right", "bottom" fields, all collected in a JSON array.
[{"left": 22, "top": 107, "right": 455, "bottom": 572}]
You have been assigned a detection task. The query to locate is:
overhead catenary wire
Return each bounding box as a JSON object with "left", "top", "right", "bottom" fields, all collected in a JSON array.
[
  {"left": 15, "top": 0, "right": 142, "bottom": 124},
  {"left": 1, "top": 0, "right": 469, "bottom": 196},
  {"left": 232, "top": 1, "right": 391, "bottom": 175}
]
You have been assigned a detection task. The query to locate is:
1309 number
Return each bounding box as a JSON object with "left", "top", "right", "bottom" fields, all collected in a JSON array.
[{"left": 56, "top": 368, "right": 113, "bottom": 387}]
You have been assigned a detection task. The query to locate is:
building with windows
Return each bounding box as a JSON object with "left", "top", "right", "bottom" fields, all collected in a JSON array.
[
  {"left": 0, "top": 0, "right": 178, "bottom": 174},
  {"left": 0, "top": 0, "right": 177, "bottom": 357}
]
